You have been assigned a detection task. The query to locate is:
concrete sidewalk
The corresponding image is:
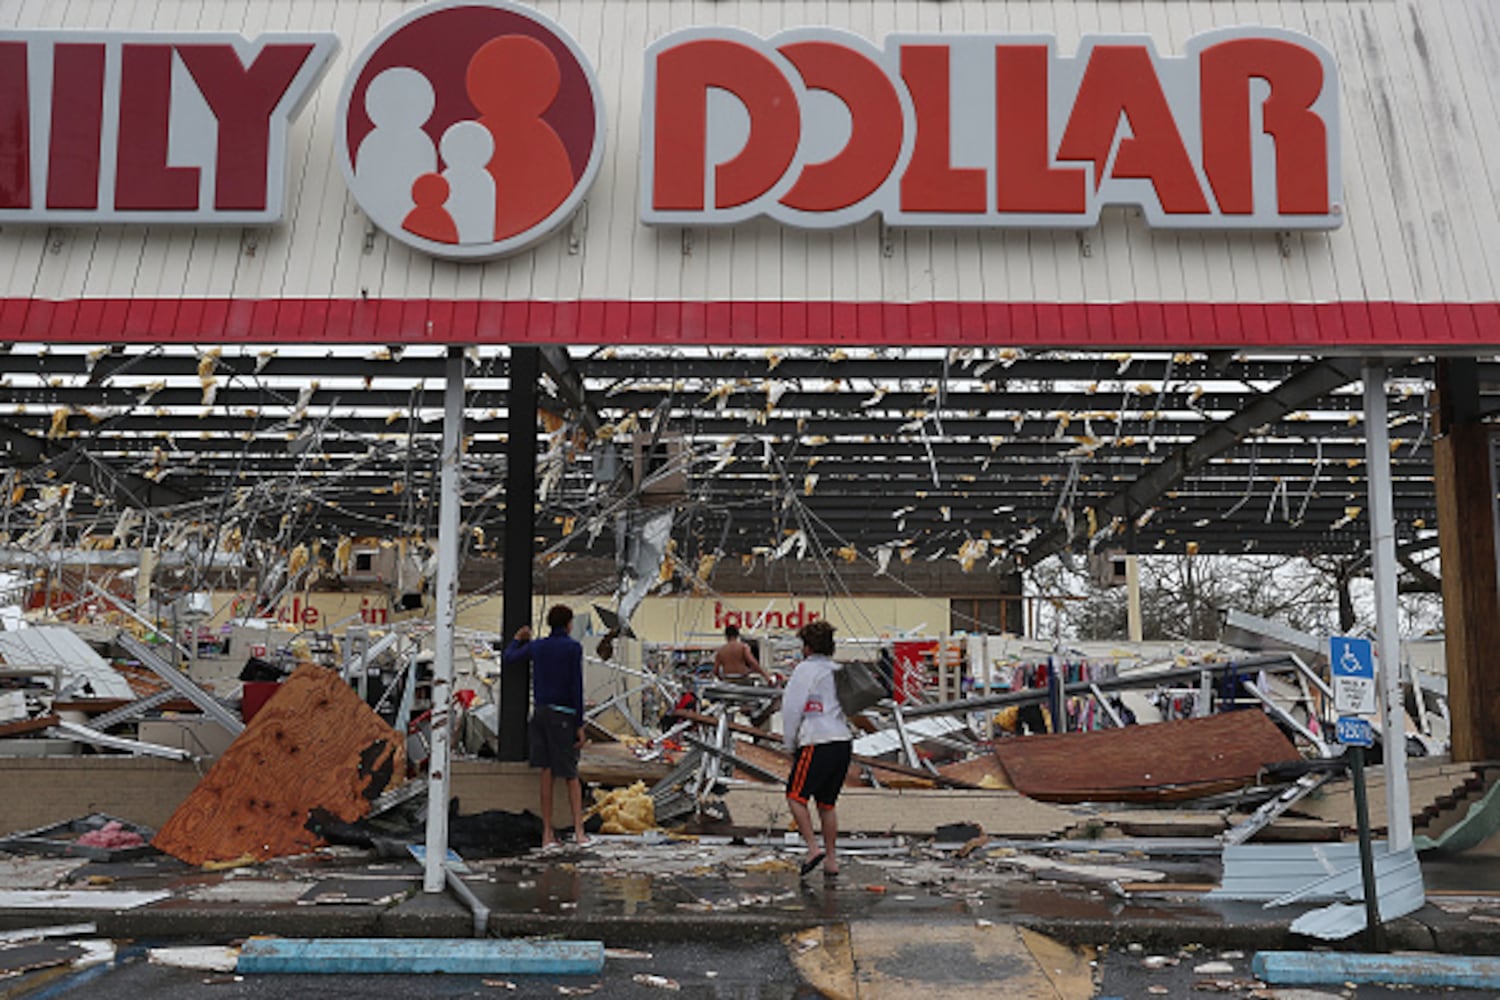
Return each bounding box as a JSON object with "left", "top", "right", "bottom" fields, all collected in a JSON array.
[{"left": 2, "top": 835, "right": 1499, "bottom": 958}]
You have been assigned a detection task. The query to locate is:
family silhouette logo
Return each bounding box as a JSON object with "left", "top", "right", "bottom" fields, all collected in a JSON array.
[{"left": 336, "top": 0, "right": 605, "bottom": 259}]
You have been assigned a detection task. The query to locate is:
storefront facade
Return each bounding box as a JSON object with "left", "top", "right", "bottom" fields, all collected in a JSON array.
[{"left": 0, "top": 0, "right": 1493, "bottom": 349}]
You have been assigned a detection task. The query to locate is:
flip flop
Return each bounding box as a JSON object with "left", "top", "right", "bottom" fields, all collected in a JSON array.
[
  {"left": 799, "top": 852, "right": 826, "bottom": 878},
  {"left": 823, "top": 868, "right": 840, "bottom": 880}
]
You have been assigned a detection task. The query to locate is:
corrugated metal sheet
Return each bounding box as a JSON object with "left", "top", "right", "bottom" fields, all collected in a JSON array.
[
  {"left": 991, "top": 709, "right": 1299, "bottom": 803},
  {"left": 0, "top": 626, "right": 133, "bottom": 701},
  {"left": 1286, "top": 846, "right": 1426, "bottom": 940},
  {"left": 0, "top": 0, "right": 1494, "bottom": 341}
]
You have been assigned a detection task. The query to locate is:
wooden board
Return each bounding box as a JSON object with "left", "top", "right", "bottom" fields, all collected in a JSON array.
[
  {"left": 672, "top": 709, "right": 969, "bottom": 788},
  {"left": 153, "top": 665, "right": 405, "bottom": 865},
  {"left": 938, "top": 753, "right": 1013, "bottom": 790},
  {"left": 0, "top": 715, "right": 59, "bottom": 739},
  {"left": 992, "top": 711, "right": 1299, "bottom": 803},
  {"left": 729, "top": 739, "right": 936, "bottom": 790},
  {"left": 720, "top": 785, "right": 1078, "bottom": 838},
  {"left": 577, "top": 742, "right": 672, "bottom": 786},
  {"left": 1291, "top": 760, "right": 1488, "bottom": 832}
]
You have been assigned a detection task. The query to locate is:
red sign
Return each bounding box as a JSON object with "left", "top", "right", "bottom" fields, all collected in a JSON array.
[
  {"left": 335, "top": 0, "right": 606, "bottom": 260},
  {"left": 642, "top": 27, "right": 1341, "bottom": 232},
  {"left": 0, "top": 30, "right": 337, "bottom": 222}
]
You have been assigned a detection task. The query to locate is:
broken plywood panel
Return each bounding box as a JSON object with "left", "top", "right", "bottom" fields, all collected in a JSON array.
[
  {"left": 1088, "top": 810, "right": 1228, "bottom": 838},
  {"left": 938, "top": 753, "right": 1012, "bottom": 790},
  {"left": 1293, "top": 760, "right": 1486, "bottom": 832},
  {"left": 153, "top": 664, "right": 404, "bottom": 866},
  {"left": 721, "top": 786, "right": 1079, "bottom": 838},
  {"left": 577, "top": 742, "right": 673, "bottom": 787},
  {"left": 993, "top": 711, "right": 1299, "bottom": 803}
]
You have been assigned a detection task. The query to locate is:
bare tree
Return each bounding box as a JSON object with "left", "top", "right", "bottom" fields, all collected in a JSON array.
[{"left": 1032, "top": 553, "right": 1346, "bottom": 642}]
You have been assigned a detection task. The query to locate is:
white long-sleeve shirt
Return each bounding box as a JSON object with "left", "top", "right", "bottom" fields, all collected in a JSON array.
[{"left": 781, "top": 654, "right": 851, "bottom": 752}]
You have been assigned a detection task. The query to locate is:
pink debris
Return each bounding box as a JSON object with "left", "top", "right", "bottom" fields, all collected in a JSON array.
[{"left": 76, "top": 820, "right": 145, "bottom": 849}]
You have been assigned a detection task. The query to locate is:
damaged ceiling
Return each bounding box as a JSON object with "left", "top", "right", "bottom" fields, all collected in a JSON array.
[{"left": 0, "top": 344, "right": 1468, "bottom": 590}]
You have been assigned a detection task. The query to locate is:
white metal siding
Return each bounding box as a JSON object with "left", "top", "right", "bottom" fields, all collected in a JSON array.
[{"left": 0, "top": 0, "right": 1496, "bottom": 307}]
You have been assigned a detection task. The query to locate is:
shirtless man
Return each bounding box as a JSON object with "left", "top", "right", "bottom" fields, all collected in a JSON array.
[{"left": 714, "top": 625, "right": 773, "bottom": 685}]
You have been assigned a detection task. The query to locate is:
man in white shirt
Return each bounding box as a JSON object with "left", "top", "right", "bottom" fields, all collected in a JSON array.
[{"left": 781, "top": 620, "right": 852, "bottom": 879}]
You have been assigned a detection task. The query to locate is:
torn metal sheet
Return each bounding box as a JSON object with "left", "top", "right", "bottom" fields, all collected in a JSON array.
[
  {"left": 0, "top": 857, "right": 89, "bottom": 889},
  {"left": 1212, "top": 843, "right": 1367, "bottom": 901},
  {"left": 186, "top": 881, "right": 317, "bottom": 904},
  {"left": 115, "top": 632, "right": 244, "bottom": 735},
  {"left": 615, "top": 510, "right": 674, "bottom": 629},
  {"left": 46, "top": 719, "right": 195, "bottom": 761},
  {"left": 853, "top": 716, "right": 968, "bottom": 758},
  {"left": 1285, "top": 847, "right": 1426, "bottom": 940},
  {"left": 987, "top": 852, "right": 1167, "bottom": 886},
  {"left": 0, "top": 889, "right": 170, "bottom": 909},
  {"left": 0, "top": 627, "right": 133, "bottom": 700},
  {"left": 992, "top": 710, "right": 1300, "bottom": 803}
]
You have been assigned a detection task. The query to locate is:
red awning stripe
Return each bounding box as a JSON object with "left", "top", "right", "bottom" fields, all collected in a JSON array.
[{"left": 0, "top": 297, "right": 1491, "bottom": 346}]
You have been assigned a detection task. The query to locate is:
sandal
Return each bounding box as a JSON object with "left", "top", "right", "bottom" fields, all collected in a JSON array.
[{"left": 799, "top": 852, "right": 826, "bottom": 878}]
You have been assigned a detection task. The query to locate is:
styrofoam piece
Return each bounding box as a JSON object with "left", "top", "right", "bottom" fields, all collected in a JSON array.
[{"left": 149, "top": 946, "right": 241, "bottom": 973}]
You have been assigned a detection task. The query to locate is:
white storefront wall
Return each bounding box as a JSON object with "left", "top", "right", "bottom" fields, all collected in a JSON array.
[{"left": 0, "top": 0, "right": 1495, "bottom": 346}]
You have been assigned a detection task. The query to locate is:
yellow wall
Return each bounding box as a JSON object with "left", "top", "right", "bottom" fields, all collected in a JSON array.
[{"left": 202, "top": 590, "right": 948, "bottom": 643}]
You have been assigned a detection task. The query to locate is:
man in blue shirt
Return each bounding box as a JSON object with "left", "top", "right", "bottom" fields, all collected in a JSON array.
[{"left": 503, "top": 604, "right": 587, "bottom": 850}]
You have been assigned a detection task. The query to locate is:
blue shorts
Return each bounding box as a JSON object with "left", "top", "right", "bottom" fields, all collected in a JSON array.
[{"left": 529, "top": 705, "right": 581, "bottom": 779}]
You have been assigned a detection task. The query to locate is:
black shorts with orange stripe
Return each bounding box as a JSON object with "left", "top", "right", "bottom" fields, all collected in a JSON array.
[{"left": 785, "top": 740, "right": 853, "bottom": 810}]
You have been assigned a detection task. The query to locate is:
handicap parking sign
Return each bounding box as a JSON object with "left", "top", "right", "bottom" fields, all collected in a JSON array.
[
  {"left": 1335, "top": 715, "right": 1374, "bottom": 747},
  {"left": 1330, "top": 636, "right": 1376, "bottom": 715}
]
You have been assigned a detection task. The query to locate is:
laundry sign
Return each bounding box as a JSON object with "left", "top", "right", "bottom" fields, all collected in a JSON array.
[{"left": 642, "top": 26, "right": 1342, "bottom": 232}]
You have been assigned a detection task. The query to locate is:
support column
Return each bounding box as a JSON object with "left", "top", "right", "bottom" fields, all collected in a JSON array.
[
  {"left": 1434, "top": 358, "right": 1500, "bottom": 762},
  {"left": 423, "top": 347, "right": 464, "bottom": 893},
  {"left": 500, "top": 346, "right": 540, "bottom": 762},
  {"left": 1364, "top": 363, "right": 1411, "bottom": 852},
  {"left": 1126, "top": 555, "right": 1143, "bottom": 642}
]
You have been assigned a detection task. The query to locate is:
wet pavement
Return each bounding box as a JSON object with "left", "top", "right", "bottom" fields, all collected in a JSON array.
[{"left": 6, "top": 834, "right": 1500, "bottom": 996}]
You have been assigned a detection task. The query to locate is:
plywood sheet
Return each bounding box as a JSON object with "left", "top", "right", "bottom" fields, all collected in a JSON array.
[
  {"left": 938, "top": 753, "right": 1013, "bottom": 790},
  {"left": 722, "top": 786, "right": 1079, "bottom": 838},
  {"left": 577, "top": 742, "right": 672, "bottom": 787},
  {"left": 153, "top": 664, "right": 404, "bottom": 865},
  {"left": 992, "top": 711, "right": 1299, "bottom": 804}
]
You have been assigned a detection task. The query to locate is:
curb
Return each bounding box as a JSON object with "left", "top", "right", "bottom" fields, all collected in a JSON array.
[
  {"left": 1018, "top": 912, "right": 1500, "bottom": 957},
  {"left": 487, "top": 911, "right": 822, "bottom": 944},
  {"left": 0, "top": 906, "right": 822, "bottom": 945}
]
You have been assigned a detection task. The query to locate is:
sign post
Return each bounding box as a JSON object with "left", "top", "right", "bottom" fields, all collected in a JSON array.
[{"left": 1332, "top": 634, "right": 1386, "bottom": 952}]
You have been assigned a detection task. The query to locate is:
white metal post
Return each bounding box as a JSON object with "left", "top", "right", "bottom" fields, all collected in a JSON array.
[
  {"left": 423, "top": 347, "right": 465, "bottom": 893},
  {"left": 1363, "top": 363, "right": 1412, "bottom": 852},
  {"left": 1126, "top": 555, "right": 1143, "bottom": 642}
]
